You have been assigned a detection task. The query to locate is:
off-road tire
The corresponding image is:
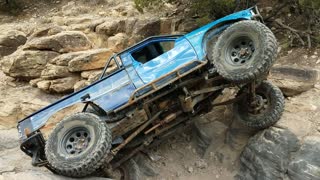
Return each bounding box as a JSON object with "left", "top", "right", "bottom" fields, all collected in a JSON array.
[
  {"left": 108, "top": 159, "right": 141, "bottom": 180},
  {"left": 211, "top": 20, "right": 278, "bottom": 83},
  {"left": 119, "top": 159, "right": 141, "bottom": 180},
  {"left": 233, "top": 81, "right": 284, "bottom": 129},
  {"left": 45, "top": 112, "right": 112, "bottom": 178}
]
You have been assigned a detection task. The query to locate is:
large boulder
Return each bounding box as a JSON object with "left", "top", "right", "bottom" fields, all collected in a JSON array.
[
  {"left": 1, "top": 50, "right": 59, "bottom": 79},
  {"left": 25, "top": 31, "right": 93, "bottom": 53},
  {"left": 288, "top": 136, "right": 320, "bottom": 180},
  {"left": 269, "top": 65, "right": 319, "bottom": 96},
  {"left": 236, "top": 127, "right": 300, "bottom": 180},
  {"left": 0, "top": 30, "right": 27, "bottom": 58}
]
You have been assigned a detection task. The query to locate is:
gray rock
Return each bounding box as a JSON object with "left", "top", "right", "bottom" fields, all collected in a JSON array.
[
  {"left": 288, "top": 136, "right": 320, "bottom": 180},
  {"left": 236, "top": 127, "right": 299, "bottom": 180},
  {"left": 269, "top": 65, "right": 319, "bottom": 96}
]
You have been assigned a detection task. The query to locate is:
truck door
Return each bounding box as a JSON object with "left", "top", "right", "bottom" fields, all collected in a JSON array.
[{"left": 129, "top": 37, "right": 198, "bottom": 84}]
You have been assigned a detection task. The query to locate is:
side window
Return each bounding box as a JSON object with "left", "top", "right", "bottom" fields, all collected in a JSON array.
[{"left": 131, "top": 41, "right": 175, "bottom": 64}]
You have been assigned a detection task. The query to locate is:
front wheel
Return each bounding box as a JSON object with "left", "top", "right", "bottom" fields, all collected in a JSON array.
[
  {"left": 211, "top": 20, "right": 278, "bottom": 83},
  {"left": 233, "top": 81, "right": 284, "bottom": 129},
  {"left": 45, "top": 112, "right": 112, "bottom": 177}
]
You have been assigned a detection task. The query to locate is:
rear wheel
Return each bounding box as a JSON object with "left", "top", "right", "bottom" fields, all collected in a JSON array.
[
  {"left": 233, "top": 81, "right": 284, "bottom": 129},
  {"left": 211, "top": 20, "right": 278, "bottom": 83},
  {"left": 45, "top": 112, "right": 112, "bottom": 177}
]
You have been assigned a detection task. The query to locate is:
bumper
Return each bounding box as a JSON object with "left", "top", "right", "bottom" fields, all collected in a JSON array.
[{"left": 20, "top": 131, "right": 48, "bottom": 166}]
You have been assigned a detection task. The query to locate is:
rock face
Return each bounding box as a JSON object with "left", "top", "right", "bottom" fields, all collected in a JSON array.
[
  {"left": 1, "top": 50, "right": 59, "bottom": 79},
  {"left": 25, "top": 31, "right": 93, "bottom": 53},
  {"left": 269, "top": 66, "right": 319, "bottom": 96},
  {"left": 288, "top": 136, "right": 320, "bottom": 180},
  {"left": 236, "top": 127, "right": 299, "bottom": 180},
  {"left": 0, "top": 30, "right": 27, "bottom": 58}
]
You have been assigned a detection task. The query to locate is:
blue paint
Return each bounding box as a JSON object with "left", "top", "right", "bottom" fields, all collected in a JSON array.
[
  {"left": 18, "top": 8, "right": 255, "bottom": 140},
  {"left": 18, "top": 70, "right": 135, "bottom": 140},
  {"left": 131, "top": 37, "right": 198, "bottom": 84},
  {"left": 184, "top": 8, "right": 253, "bottom": 60}
]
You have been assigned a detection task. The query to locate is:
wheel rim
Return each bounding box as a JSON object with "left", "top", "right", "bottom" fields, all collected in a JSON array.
[
  {"left": 61, "top": 127, "right": 91, "bottom": 155},
  {"left": 248, "top": 94, "right": 269, "bottom": 115},
  {"left": 225, "top": 36, "right": 255, "bottom": 66}
]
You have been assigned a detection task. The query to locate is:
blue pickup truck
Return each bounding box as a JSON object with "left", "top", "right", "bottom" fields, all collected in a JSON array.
[{"left": 17, "top": 6, "right": 284, "bottom": 178}]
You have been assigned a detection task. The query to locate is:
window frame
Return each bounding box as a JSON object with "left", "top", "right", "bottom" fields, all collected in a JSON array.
[{"left": 128, "top": 37, "right": 180, "bottom": 65}]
